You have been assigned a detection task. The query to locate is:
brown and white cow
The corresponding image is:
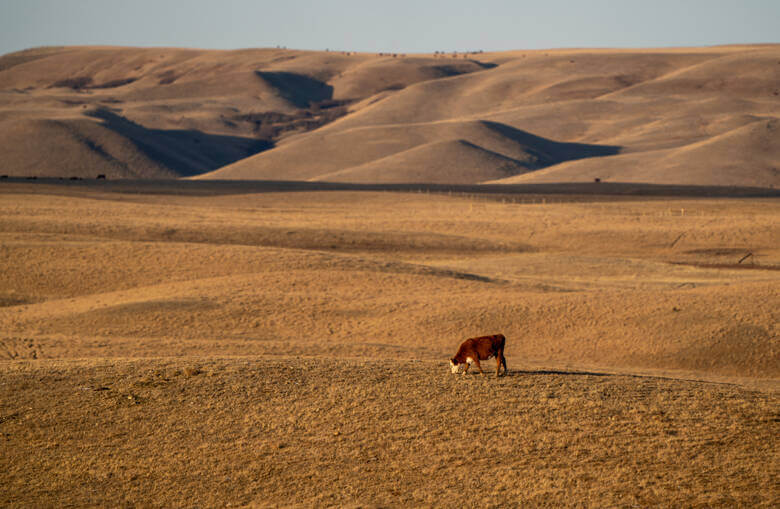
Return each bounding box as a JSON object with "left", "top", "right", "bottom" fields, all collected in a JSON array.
[{"left": 449, "top": 334, "right": 507, "bottom": 377}]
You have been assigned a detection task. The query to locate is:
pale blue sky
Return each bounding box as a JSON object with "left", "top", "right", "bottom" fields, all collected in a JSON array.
[{"left": 1, "top": 0, "right": 778, "bottom": 56}]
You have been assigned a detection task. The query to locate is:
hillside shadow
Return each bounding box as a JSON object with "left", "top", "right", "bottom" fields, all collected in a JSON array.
[
  {"left": 467, "top": 60, "right": 499, "bottom": 70},
  {"left": 255, "top": 71, "right": 334, "bottom": 108},
  {"left": 481, "top": 120, "right": 621, "bottom": 169},
  {"left": 87, "top": 109, "right": 272, "bottom": 177}
]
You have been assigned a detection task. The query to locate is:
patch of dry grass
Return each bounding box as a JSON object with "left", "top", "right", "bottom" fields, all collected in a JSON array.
[{"left": 1, "top": 359, "right": 777, "bottom": 507}]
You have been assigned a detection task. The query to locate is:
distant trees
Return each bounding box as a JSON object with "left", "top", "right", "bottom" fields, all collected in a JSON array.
[{"left": 433, "top": 50, "right": 484, "bottom": 59}]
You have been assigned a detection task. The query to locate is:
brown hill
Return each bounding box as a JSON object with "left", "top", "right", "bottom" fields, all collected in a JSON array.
[
  {"left": 491, "top": 118, "right": 780, "bottom": 186},
  {"left": 0, "top": 45, "right": 778, "bottom": 186},
  {"left": 314, "top": 139, "right": 529, "bottom": 184}
]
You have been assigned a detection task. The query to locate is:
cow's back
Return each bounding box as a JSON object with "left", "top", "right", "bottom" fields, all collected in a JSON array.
[{"left": 468, "top": 334, "right": 505, "bottom": 359}]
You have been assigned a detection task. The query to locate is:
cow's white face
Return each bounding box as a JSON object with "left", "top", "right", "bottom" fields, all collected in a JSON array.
[{"left": 449, "top": 360, "right": 460, "bottom": 374}]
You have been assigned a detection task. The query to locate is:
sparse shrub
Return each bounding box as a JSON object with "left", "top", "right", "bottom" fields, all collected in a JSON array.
[
  {"left": 91, "top": 77, "right": 138, "bottom": 89},
  {"left": 49, "top": 76, "right": 93, "bottom": 89},
  {"left": 383, "top": 83, "right": 406, "bottom": 91},
  {"left": 158, "top": 70, "right": 177, "bottom": 85},
  {"left": 236, "top": 100, "right": 351, "bottom": 141}
]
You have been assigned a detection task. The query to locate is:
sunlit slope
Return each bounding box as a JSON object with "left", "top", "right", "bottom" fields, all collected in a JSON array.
[
  {"left": 491, "top": 118, "right": 780, "bottom": 186},
  {"left": 314, "top": 139, "right": 532, "bottom": 183}
]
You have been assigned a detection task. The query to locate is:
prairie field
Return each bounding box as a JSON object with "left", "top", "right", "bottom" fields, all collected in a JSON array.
[{"left": 1, "top": 181, "right": 778, "bottom": 507}]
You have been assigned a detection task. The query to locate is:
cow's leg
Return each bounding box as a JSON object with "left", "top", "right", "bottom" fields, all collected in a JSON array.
[
  {"left": 462, "top": 362, "right": 469, "bottom": 375},
  {"left": 495, "top": 349, "right": 507, "bottom": 376},
  {"left": 473, "top": 358, "right": 485, "bottom": 377}
]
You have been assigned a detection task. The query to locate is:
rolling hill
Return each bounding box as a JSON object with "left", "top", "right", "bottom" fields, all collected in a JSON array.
[{"left": 0, "top": 44, "right": 778, "bottom": 186}]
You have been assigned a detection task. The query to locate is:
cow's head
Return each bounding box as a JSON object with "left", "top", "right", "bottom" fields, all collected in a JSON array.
[{"left": 449, "top": 358, "right": 460, "bottom": 374}]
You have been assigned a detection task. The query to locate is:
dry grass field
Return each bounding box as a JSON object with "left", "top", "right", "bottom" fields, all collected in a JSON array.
[{"left": 1, "top": 181, "right": 778, "bottom": 506}]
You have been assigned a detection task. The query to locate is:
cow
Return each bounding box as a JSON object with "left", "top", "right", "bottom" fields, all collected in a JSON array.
[{"left": 450, "top": 334, "right": 507, "bottom": 377}]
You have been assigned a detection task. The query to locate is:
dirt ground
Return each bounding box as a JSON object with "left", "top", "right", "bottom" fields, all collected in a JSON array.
[{"left": 1, "top": 182, "right": 778, "bottom": 506}]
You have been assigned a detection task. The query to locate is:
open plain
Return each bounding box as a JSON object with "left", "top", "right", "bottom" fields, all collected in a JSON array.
[{"left": 1, "top": 181, "right": 778, "bottom": 506}]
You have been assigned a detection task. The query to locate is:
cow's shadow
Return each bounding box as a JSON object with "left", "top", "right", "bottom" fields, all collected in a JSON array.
[
  {"left": 506, "top": 369, "right": 611, "bottom": 377},
  {"left": 495, "top": 369, "right": 738, "bottom": 388},
  {"left": 453, "top": 368, "right": 612, "bottom": 378}
]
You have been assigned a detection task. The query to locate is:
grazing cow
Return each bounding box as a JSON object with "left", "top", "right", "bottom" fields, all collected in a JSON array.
[{"left": 450, "top": 334, "right": 507, "bottom": 377}]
